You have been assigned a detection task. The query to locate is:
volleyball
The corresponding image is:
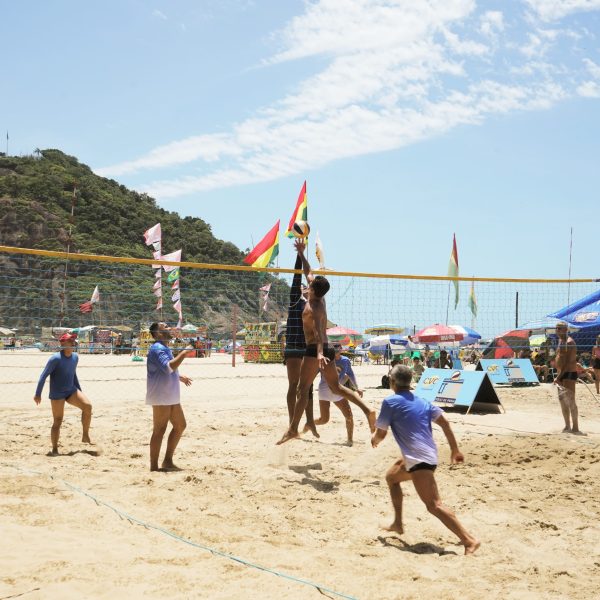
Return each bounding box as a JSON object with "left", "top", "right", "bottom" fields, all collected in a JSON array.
[{"left": 292, "top": 220, "right": 310, "bottom": 238}]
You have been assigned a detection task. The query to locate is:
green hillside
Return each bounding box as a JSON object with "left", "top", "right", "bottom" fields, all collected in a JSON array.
[{"left": 0, "top": 150, "right": 287, "bottom": 334}]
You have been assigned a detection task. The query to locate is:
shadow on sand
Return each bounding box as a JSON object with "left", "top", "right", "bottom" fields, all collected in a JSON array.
[
  {"left": 288, "top": 463, "right": 340, "bottom": 493},
  {"left": 377, "top": 535, "right": 457, "bottom": 556}
]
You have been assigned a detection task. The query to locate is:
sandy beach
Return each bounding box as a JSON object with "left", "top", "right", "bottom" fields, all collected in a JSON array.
[{"left": 1, "top": 351, "right": 600, "bottom": 599}]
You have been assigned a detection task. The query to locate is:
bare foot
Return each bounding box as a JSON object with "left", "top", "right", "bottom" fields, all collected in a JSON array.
[
  {"left": 345, "top": 439, "right": 353, "bottom": 447},
  {"left": 562, "top": 427, "right": 571, "bottom": 433},
  {"left": 464, "top": 539, "right": 481, "bottom": 555},
  {"left": 305, "top": 422, "right": 320, "bottom": 439},
  {"left": 571, "top": 430, "right": 587, "bottom": 436},
  {"left": 150, "top": 465, "right": 160, "bottom": 472},
  {"left": 277, "top": 429, "right": 300, "bottom": 445},
  {"left": 383, "top": 522, "right": 404, "bottom": 535},
  {"left": 82, "top": 434, "right": 92, "bottom": 444},
  {"left": 368, "top": 411, "right": 377, "bottom": 433},
  {"left": 302, "top": 423, "right": 310, "bottom": 434},
  {"left": 47, "top": 449, "right": 59, "bottom": 457},
  {"left": 161, "top": 461, "right": 182, "bottom": 472}
]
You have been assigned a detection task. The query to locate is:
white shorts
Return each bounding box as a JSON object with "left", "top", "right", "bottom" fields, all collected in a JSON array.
[{"left": 318, "top": 380, "right": 343, "bottom": 403}]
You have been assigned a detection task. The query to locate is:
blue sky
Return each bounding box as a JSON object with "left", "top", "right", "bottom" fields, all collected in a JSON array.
[{"left": 2, "top": 0, "right": 600, "bottom": 332}]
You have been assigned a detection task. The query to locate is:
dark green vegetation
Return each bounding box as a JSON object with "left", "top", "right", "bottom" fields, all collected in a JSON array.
[{"left": 0, "top": 150, "right": 287, "bottom": 334}]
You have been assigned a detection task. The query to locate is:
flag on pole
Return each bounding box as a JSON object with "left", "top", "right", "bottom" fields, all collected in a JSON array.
[
  {"left": 156, "top": 298, "right": 163, "bottom": 311},
  {"left": 243, "top": 221, "right": 280, "bottom": 268},
  {"left": 143, "top": 223, "right": 162, "bottom": 245},
  {"left": 315, "top": 232, "right": 326, "bottom": 269},
  {"left": 447, "top": 234, "right": 459, "bottom": 309},
  {"left": 468, "top": 280, "right": 478, "bottom": 318},
  {"left": 79, "top": 286, "right": 100, "bottom": 313},
  {"left": 171, "top": 280, "right": 179, "bottom": 290},
  {"left": 161, "top": 249, "right": 182, "bottom": 272},
  {"left": 285, "top": 181, "right": 307, "bottom": 238},
  {"left": 172, "top": 289, "right": 181, "bottom": 302},
  {"left": 166, "top": 268, "right": 180, "bottom": 283},
  {"left": 259, "top": 283, "right": 271, "bottom": 312},
  {"left": 153, "top": 280, "right": 161, "bottom": 291},
  {"left": 79, "top": 301, "right": 93, "bottom": 314}
]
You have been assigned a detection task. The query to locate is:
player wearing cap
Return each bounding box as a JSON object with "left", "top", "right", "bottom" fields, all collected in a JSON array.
[{"left": 33, "top": 333, "right": 94, "bottom": 455}]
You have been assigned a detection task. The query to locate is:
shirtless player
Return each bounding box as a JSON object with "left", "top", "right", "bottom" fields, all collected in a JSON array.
[
  {"left": 278, "top": 240, "right": 376, "bottom": 444},
  {"left": 554, "top": 321, "right": 582, "bottom": 434}
]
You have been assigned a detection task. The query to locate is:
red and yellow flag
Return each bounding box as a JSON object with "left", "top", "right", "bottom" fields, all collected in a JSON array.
[
  {"left": 244, "top": 220, "right": 280, "bottom": 268},
  {"left": 285, "top": 181, "right": 307, "bottom": 238}
]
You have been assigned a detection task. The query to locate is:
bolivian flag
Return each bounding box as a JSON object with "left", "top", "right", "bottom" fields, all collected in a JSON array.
[
  {"left": 285, "top": 181, "right": 307, "bottom": 238},
  {"left": 244, "top": 220, "right": 280, "bottom": 268}
]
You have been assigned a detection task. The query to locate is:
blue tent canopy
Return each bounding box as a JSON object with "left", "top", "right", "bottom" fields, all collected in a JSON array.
[{"left": 547, "top": 288, "right": 600, "bottom": 350}]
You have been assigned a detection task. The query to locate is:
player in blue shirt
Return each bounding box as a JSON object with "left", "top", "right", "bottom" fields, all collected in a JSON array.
[
  {"left": 371, "top": 364, "right": 479, "bottom": 555},
  {"left": 34, "top": 333, "right": 93, "bottom": 455},
  {"left": 146, "top": 322, "right": 193, "bottom": 472}
]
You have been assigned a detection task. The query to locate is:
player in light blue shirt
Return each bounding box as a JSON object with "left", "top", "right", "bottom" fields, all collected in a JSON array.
[
  {"left": 371, "top": 364, "right": 479, "bottom": 555},
  {"left": 34, "top": 333, "right": 93, "bottom": 455},
  {"left": 146, "top": 322, "right": 193, "bottom": 472}
]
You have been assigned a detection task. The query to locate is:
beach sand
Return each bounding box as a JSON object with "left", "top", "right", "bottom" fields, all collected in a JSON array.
[{"left": 1, "top": 352, "right": 600, "bottom": 599}]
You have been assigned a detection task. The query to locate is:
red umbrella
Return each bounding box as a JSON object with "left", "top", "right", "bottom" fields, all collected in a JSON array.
[
  {"left": 482, "top": 329, "right": 530, "bottom": 359},
  {"left": 414, "top": 324, "right": 464, "bottom": 344},
  {"left": 326, "top": 326, "right": 359, "bottom": 336}
]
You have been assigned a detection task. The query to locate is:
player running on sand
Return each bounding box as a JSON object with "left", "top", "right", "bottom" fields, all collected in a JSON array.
[{"left": 371, "top": 364, "right": 479, "bottom": 555}]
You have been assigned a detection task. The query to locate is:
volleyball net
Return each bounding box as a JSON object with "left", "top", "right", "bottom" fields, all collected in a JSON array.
[{"left": 1, "top": 245, "right": 599, "bottom": 403}]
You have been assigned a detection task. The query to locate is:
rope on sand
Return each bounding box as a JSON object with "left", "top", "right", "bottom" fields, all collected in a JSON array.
[{"left": 4, "top": 464, "right": 358, "bottom": 600}]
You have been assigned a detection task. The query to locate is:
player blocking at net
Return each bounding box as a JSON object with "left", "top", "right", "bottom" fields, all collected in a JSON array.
[
  {"left": 278, "top": 239, "right": 376, "bottom": 445},
  {"left": 33, "top": 332, "right": 94, "bottom": 456}
]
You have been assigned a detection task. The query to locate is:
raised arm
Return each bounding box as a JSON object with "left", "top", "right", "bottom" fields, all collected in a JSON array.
[
  {"left": 434, "top": 413, "right": 464, "bottom": 464},
  {"left": 289, "top": 254, "right": 303, "bottom": 305},
  {"left": 294, "top": 239, "right": 314, "bottom": 284}
]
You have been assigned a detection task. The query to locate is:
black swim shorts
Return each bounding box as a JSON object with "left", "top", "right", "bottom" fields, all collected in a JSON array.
[
  {"left": 408, "top": 462, "right": 437, "bottom": 473},
  {"left": 559, "top": 371, "right": 578, "bottom": 381},
  {"left": 305, "top": 344, "right": 336, "bottom": 361}
]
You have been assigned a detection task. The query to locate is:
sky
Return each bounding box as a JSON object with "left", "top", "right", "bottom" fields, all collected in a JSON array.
[{"left": 2, "top": 0, "right": 600, "bottom": 333}]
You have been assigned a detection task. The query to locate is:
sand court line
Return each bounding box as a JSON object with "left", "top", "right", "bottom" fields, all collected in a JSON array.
[{"left": 3, "top": 463, "right": 360, "bottom": 600}]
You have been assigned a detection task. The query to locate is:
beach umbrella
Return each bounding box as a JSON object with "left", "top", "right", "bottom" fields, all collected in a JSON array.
[
  {"left": 181, "top": 323, "right": 198, "bottom": 333},
  {"left": 529, "top": 335, "right": 546, "bottom": 347},
  {"left": 482, "top": 329, "right": 530, "bottom": 359},
  {"left": 516, "top": 317, "right": 578, "bottom": 334},
  {"left": 414, "top": 324, "right": 464, "bottom": 344},
  {"left": 446, "top": 325, "right": 481, "bottom": 346},
  {"left": 0, "top": 327, "right": 16, "bottom": 335},
  {"left": 364, "top": 324, "right": 405, "bottom": 335},
  {"left": 367, "top": 335, "right": 408, "bottom": 355},
  {"left": 326, "top": 326, "right": 363, "bottom": 346}
]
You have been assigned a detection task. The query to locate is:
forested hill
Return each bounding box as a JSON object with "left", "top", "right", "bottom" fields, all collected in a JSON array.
[{"left": 0, "top": 149, "right": 286, "bottom": 333}]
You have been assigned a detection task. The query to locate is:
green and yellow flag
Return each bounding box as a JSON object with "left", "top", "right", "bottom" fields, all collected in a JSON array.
[{"left": 447, "top": 234, "right": 459, "bottom": 309}]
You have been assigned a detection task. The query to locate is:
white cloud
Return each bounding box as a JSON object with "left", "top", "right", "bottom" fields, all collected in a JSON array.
[
  {"left": 577, "top": 80, "right": 600, "bottom": 97},
  {"left": 583, "top": 57, "right": 600, "bottom": 78},
  {"left": 152, "top": 9, "right": 167, "bottom": 20},
  {"left": 525, "top": 0, "right": 600, "bottom": 21},
  {"left": 96, "top": 0, "right": 600, "bottom": 199},
  {"left": 479, "top": 10, "right": 504, "bottom": 36}
]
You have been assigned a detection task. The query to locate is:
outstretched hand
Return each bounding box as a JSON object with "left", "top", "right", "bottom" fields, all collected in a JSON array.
[{"left": 294, "top": 239, "right": 306, "bottom": 254}]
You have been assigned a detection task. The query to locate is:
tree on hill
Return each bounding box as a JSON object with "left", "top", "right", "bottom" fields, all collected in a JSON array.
[{"left": 0, "top": 150, "right": 288, "bottom": 334}]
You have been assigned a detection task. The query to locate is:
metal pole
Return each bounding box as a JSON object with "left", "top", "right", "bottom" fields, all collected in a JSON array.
[
  {"left": 445, "top": 281, "right": 450, "bottom": 325},
  {"left": 232, "top": 304, "right": 237, "bottom": 368},
  {"left": 567, "top": 226, "right": 573, "bottom": 304},
  {"left": 59, "top": 184, "right": 76, "bottom": 327},
  {"left": 515, "top": 291, "right": 519, "bottom": 328}
]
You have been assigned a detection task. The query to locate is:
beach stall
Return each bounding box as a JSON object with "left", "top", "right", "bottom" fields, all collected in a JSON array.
[{"left": 243, "top": 321, "right": 283, "bottom": 363}]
